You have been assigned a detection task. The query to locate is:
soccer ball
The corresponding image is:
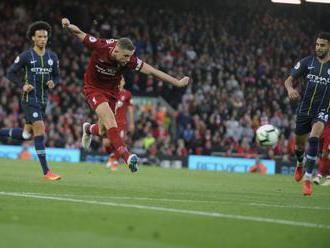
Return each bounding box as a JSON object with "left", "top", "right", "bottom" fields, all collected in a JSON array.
[{"left": 256, "top": 124, "right": 280, "bottom": 146}]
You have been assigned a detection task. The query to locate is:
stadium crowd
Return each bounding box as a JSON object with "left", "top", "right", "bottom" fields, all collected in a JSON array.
[{"left": 0, "top": 0, "right": 320, "bottom": 160}]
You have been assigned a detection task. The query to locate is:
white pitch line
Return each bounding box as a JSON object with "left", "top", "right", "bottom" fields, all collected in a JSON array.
[
  {"left": 19, "top": 192, "right": 224, "bottom": 204},
  {"left": 22, "top": 192, "right": 280, "bottom": 205},
  {"left": 23, "top": 192, "right": 264, "bottom": 205},
  {"left": 1, "top": 191, "right": 330, "bottom": 230},
  {"left": 250, "top": 202, "right": 330, "bottom": 211},
  {"left": 24, "top": 192, "right": 329, "bottom": 210}
]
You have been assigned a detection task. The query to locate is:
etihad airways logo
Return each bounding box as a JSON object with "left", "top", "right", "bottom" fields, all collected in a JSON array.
[
  {"left": 307, "top": 74, "right": 330, "bottom": 85},
  {"left": 31, "top": 67, "right": 53, "bottom": 74}
]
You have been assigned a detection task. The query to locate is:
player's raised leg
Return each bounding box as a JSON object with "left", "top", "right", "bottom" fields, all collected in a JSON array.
[
  {"left": 96, "top": 102, "right": 138, "bottom": 172},
  {"left": 0, "top": 126, "right": 32, "bottom": 141}
]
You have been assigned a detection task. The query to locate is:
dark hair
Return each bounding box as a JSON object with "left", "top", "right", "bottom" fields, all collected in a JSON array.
[
  {"left": 26, "top": 21, "right": 52, "bottom": 40},
  {"left": 317, "top": 32, "right": 330, "bottom": 42},
  {"left": 118, "top": 37, "right": 135, "bottom": 51}
]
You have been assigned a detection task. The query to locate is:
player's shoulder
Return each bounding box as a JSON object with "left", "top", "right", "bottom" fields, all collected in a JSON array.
[
  {"left": 293, "top": 55, "right": 313, "bottom": 69},
  {"left": 88, "top": 34, "right": 117, "bottom": 48},
  {"left": 20, "top": 48, "right": 31, "bottom": 55},
  {"left": 300, "top": 55, "right": 314, "bottom": 63},
  {"left": 46, "top": 49, "right": 59, "bottom": 58},
  {"left": 101, "top": 38, "right": 117, "bottom": 50},
  {"left": 104, "top": 38, "right": 117, "bottom": 45},
  {"left": 13, "top": 49, "right": 31, "bottom": 63},
  {"left": 18, "top": 48, "right": 33, "bottom": 58}
]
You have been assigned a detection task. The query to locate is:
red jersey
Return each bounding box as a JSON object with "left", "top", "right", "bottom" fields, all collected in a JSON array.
[
  {"left": 82, "top": 34, "right": 143, "bottom": 97},
  {"left": 115, "top": 89, "right": 133, "bottom": 128},
  {"left": 321, "top": 121, "right": 330, "bottom": 140}
]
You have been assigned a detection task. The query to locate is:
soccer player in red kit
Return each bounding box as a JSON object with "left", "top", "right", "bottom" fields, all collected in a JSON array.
[
  {"left": 313, "top": 121, "right": 330, "bottom": 186},
  {"left": 61, "top": 18, "right": 190, "bottom": 172},
  {"left": 104, "top": 77, "right": 135, "bottom": 171}
]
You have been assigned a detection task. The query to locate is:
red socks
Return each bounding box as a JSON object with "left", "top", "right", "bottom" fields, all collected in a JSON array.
[
  {"left": 105, "top": 144, "right": 115, "bottom": 154},
  {"left": 318, "top": 157, "right": 330, "bottom": 176},
  {"left": 89, "top": 124, "right": 99, "bottom": 136},
  {"left": 104, "top": 144, "right": 120, "bottom": 160},
  {"left": 107, "top": 128, "right": 130, "bottom": 163},
  {"left": 88, "top": 125, "right": 130, "bottom": 163}
]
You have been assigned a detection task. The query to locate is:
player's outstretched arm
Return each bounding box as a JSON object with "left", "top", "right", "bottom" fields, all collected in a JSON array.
[
  {"left": 284, "top": 75, "right": 299, "bottom": 100},
  {"left": 62, "top": 18, "right": 86, "bottom": 42},
  {"left": 140, "top": 63, "right": 190, "bottom": 87}
]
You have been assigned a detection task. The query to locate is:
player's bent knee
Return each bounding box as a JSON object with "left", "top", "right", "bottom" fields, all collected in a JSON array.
[
  {"left": 32, "top": 121, "right": 46, "bottom": 136},
  {"left": 100, "top": 118, "right": 117, "bottom": 130}
]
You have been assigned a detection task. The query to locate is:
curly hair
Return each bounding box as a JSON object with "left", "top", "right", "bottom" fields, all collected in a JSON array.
[
  {"left": 317, "top": 32, "right": 330, "bottom": 42},
  {"left": 26, "top": 21, "right": 52, "bottom": 40}
]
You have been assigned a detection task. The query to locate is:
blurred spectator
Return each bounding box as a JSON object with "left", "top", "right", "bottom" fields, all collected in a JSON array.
[
  {"left": 19, "top": 142, "right": 32, "bottom": 160},
  {"left": 0, "top": 0, "right": 319, "bottom": 161},
  {"left": 249, "top": 158, "right": 267, "bottom": 175}
]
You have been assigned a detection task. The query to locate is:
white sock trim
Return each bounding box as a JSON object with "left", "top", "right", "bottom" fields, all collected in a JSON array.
[{"left": 304, "top": 173, "right": 313, "bottom": 181}]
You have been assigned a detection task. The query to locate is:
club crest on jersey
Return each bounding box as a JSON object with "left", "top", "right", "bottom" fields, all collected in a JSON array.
[
  {"left": 33, "top": 112, "right": 39, "bottom": 118},
  {"left": 294, "top": 62, "right": 300, "bottom": 70},
  {"left": 48, "top": 59, "right": 53, "bottom": 66},
  {"left": 89, "top": 36, "right": 97, "bottom": 43}
]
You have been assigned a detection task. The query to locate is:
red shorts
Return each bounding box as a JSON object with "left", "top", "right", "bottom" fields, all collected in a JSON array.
[{"left": 84, "top": 86, "right": 117, "bottom": 112}]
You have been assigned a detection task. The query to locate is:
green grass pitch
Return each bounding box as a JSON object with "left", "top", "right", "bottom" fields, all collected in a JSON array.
[{"left": 0, "top": 158, "right": 329, "bottom": 248}]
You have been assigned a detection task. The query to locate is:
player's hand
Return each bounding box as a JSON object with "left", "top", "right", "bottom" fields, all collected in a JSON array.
[
  {"left": 23, "top": 84, "right": 34, "bottom": 92},
  {"left": 47, "top": 80, "right": 55, "bottom": 89},
  {"left": 62, "top": 18, "right": 70, "bottom": 28},
  {"left": 287, "top": 87, "right": 300, "bottom": 100},
  {"left": 176, "top": 76, "right": 190, "bottom": 87}
]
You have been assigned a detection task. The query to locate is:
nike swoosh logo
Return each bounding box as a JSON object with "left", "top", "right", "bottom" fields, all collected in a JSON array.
[
  {"left": 308, "top": 66, "right": 314, "bottom": 69},
  {"left": 30, "top": 60, "right": 37, "bottom": 64}
]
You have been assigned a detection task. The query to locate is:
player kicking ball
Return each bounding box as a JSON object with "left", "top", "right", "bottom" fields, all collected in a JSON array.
[
  {"left": 62, "top": 18, "right": 190, "bottom": 173},
  {"left": 103, "top": 77, "right": 135, "bottom": 171}
]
